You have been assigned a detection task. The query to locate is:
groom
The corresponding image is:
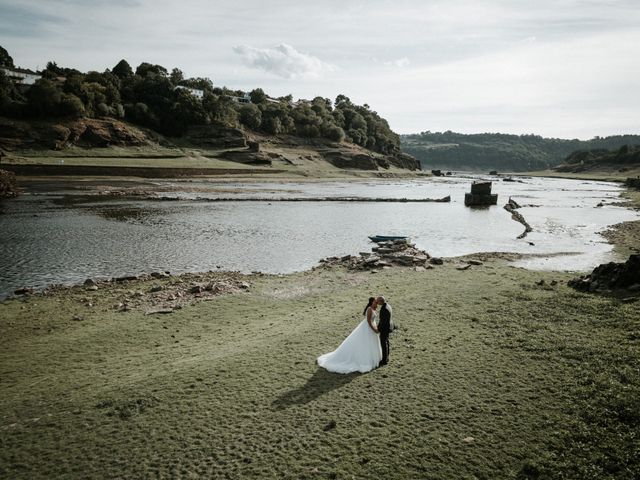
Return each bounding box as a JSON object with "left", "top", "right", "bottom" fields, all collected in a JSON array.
[{"left": 377, "top": 296, "right": 392, "bottom": 366}]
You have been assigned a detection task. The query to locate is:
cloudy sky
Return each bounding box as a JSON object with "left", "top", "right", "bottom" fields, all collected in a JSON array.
[{"left": 1, "top": 0, "right": 639, "bottom": 138}]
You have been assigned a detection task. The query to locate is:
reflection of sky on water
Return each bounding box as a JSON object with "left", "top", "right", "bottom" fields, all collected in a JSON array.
[{"left": 0, "top": 176, "right": 637, "bottom": 297}]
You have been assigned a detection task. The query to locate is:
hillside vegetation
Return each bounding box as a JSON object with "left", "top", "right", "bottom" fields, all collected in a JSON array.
[
  {"left": 401, "top": 131, "right": 640, "bottom": 172},
  {"left": 554, "top": 145, "right": 640, "bottom": 173},
  {"left": 0, "top": 46, "right": 401, "bottom": 157}
]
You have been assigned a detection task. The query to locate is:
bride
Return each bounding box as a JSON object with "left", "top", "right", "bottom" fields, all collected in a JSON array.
[{"left": 317, "top": 297, "right": 383, "bottom": 373}]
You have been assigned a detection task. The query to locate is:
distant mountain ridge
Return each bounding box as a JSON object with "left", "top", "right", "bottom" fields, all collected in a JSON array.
[{"left": 401, "top": 131, "right": 640, "bottom": 172}]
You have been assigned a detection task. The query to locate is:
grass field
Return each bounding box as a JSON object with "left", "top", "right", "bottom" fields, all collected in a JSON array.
[{"left": 1, "top": 260, "right": 639, "bottom": 479}]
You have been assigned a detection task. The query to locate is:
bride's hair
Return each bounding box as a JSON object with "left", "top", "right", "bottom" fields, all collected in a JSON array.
[{"left": 363, "top": 297, "right": 375, "bottom": 315}]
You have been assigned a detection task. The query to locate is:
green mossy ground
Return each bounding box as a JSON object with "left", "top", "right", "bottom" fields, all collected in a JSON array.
[{"left": 1, "top": 260, "right": 638, "bottom": 479}]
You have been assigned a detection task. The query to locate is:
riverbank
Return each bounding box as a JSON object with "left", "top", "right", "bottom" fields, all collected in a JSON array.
[{"left": 1, "top": 251, "right": 639, "bottom": 478}]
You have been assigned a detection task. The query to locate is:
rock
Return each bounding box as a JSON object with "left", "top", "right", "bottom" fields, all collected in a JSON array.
[
  {"left": 414, "top": 266, "right": 426, "bottom": 272},
  {"left": 429, "top": 257, "right": 444, "bottom": 265},
  {"left": 0, "top": 169, "right": 19, "bottom": 198},
  {"left": 114, "top": 275, "right": 138, "bottom": 283},
  {"left": 363, "top": 256, "right": 381, "bottom": 265},
  {"left": 72, "top": 314, "right": 84, "bottom": 321},
  {"left": 462, "top": 437, "right": 475, "bottom": 443},
  {"left": 467, "top": 260, "right": 483, "bottom": 266},
  {"left": 150, "top": 272, "right": 169, "bottom": 279},
  {"left": 456, "top": 264, "right": 471, "bottom": 270},
  {"left": 535, "top": 279, "right": 546, "bottom": 286},
  {"left": 323, "top": 420, "right": 337, "bottom": 431},
  {"left": 596, "top": 202, "right": 603, "bottom": 208},
  {"left": 190, "top": 285, "right": 204, "bottom": 294},
  {"left": 569, "top": 255, "right": 640, "bottom": 293},
  {"left": 145, "top": 308, "right": 174, "bottom": 315},
  {"left": 83, "top": 278, "right": 96, "bottom": 287},
  {"left": 86, "top": 285, "right": 98, "bottom": 291},
  {"left": 14, "top": 287, "right": 34, "bottom": 295},
  {"left": 240, "top": 282, "right": 250, "bottom": 289},
  {"left": 150, "top": 285, "right": 164, "bottom": 293}
]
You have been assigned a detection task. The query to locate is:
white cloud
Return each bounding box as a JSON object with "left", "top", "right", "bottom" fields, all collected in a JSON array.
[
  {"left": 232, "top": 43, "right": 334, "bottom": 79},
  {"left": 385, "top": 57, "right": 410, "bottom": 68}
]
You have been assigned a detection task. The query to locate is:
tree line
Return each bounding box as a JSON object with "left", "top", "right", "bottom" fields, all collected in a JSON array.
[
  {"left": 401, "top": 131, "right": 640, "bottom": 171},
  {"left": 0, "top": 46, "right": 400, "bottom": 155}
]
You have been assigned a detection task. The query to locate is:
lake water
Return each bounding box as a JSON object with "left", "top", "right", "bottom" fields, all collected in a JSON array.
[{"left": 0, "top": 175, "right": 637, "bottom": 298}]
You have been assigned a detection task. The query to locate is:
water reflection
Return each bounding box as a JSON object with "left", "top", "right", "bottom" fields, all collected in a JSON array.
[{"left": 0, "top": 176, "right": 637, "bottom": 298}]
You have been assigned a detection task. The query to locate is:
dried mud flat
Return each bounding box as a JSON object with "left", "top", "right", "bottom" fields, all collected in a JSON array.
[{"left": 1, "top": 257, "right": 639, "bottom": 479}]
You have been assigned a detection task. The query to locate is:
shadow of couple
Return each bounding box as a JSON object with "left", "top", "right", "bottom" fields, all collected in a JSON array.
[{"left": 272, "top": 368, "right": 359, "bottom": 410}]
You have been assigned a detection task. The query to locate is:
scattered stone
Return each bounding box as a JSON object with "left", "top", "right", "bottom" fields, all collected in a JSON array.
[
  {"left": 467, "top": 260, "right": 483, "bottom": 266},
  {"left": 429, "top": 257, "right": 444, "bottom": 265},
  {"left": 83, "top": 278, "right": 96, "bottom": 287},
  {"left": 569, "top": 255, "right": 640, "bottom": 293},
  {"left": 414, "top": 266, "right": 426, "bottom": 272},
  {"left": 150, "top": 272, "right": 169, "bottom": 279},
  {"left": 535, "top": 279, "right": 546, "bottom": 286},
  {"left": 596, "top": 202, "right": 604, "bottom": 208},
  {"left": 239, "top": 282, "right": 250, "bottom": 289},
  {"left": 504, "top": 200, "right": 533, "bottom": 239},
  {"left": 190, "top": 284, "right": 204, "bottom": 294},
  {"left": 456, "top": 264, "right": 471, "bottom": 271},
  {"left": 86, "top": 285, "right": 98, "bottom": 291},
  {"left": 114, "top": 275, "right": 138, "bottom": 283},
  {"left": 150, "top": 285, "right": 164, "bottom": 293},
  {"left": 72, "top": 314, "right": 84, "bottom": 321},
  {"left": 14, "top": 287, "right": 34, "bottom": 295},
  {"left": 145, "top": 308, "right": 173, "bottom": 315},
  {"left": 462, "top": 436, "right": 475, "bottom": 443},
  {"left": 323, "top": 420, "right": 337, "bottom": 431}
]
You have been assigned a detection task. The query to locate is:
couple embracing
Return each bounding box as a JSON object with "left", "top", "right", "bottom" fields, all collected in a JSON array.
[{"left": 317, "top": 296, "right": 392, "bottom": 374}]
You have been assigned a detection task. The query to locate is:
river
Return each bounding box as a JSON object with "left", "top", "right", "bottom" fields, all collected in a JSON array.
[{"left": 0, "top": 175, "right": 637, "bottom": 298}]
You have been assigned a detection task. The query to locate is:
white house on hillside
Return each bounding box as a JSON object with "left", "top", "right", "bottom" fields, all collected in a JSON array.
[
  {"left": 230, "top": 93, "right": 251, "bottom": 104},
  {"left": 1, "top": 67, "right": 41, "bottom": 85},
  {"left": 174, "top": 85, "right": 204, "bottom": 100}
]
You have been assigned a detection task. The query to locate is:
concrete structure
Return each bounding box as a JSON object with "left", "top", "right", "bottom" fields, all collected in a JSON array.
[
  {"left": 464, "top": 181, "right": 498, "bottom": 206},
  {"left": 1, "top": 67, "right": 41, "bottom": 85},
  {"left": 230, "top": 93, "right": 251, "bottom": 104},
  {"left": 174, "top": 85, "right": 204, "bottom": 100}
]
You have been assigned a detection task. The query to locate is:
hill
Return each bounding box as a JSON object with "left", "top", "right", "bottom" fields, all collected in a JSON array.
[
  {"left": 0, "top": 45, "right": 419, "bottom": 173},
  {"left": 401, "top": 131, "right": 640, "bottom": 172},
  {"left": 553, "top": 145, "right": 640, "bottom": 175}
]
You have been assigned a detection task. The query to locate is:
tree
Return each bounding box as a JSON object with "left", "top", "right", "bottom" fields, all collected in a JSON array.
[
  {"left": 27, "top": 79, "right": 62, "bottom": 117},
  {"left": 0, "top": 45, "right": 15, "bottom": 68},
  {"left": 135, "top": 62, "right": 168, "bottom": 77},
  {"left": 170, "top": 68, "right": 184, "bottom": 85},
  {"left": 249, "top": 88, "right": 267, "bottom": 104},
  {"left": 239, "top": 103, "right": 262, "bottom": 130},
  {"left": 112, "top": 59, "right": 133, "bottom": 79},
  {"left": 325, "top": 125, "right": 345, "bottom": 142}
]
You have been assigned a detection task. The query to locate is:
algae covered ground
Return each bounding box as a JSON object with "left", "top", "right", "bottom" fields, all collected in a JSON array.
[{"left": 1, "top": 259, "right": 639, "bottom": 479}]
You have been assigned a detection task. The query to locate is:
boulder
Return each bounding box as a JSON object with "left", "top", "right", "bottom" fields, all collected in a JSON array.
[
  {"left": 0, "top": 169, "right": 18, "bottom": 198},
  {"left": 569, "top": 255, "right": 640, "bottom": 292},
  {"left": 429, "top": 257, "right": 444, "bottom": 265}
]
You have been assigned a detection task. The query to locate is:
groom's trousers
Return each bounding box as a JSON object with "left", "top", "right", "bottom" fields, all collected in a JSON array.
[{"left": 380, "top": 331, "right": 390, "bottom": 364}]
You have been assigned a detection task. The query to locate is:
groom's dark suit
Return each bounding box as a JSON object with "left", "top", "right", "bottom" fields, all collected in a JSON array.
[{"left": 378, "top": 303, "right": 391, "bottom": 365}]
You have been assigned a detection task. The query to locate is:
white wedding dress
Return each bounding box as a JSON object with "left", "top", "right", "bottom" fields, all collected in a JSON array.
[{"left": 317, "top": 311, "right": 383, "bottom": 373}]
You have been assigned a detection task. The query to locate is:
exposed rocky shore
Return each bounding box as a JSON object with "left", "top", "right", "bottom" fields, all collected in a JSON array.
[
  {"left": 316, "top": 239, "right": 482, "bottom": 272},
  {"left": 568, "top": 254, "right": 640, "bottom": 296},
  {"left": 0, "top": 116, "right": 421, "bottom": 174},
  {"left": 0, "top": 169, "right": 19, "bottom": 198}
]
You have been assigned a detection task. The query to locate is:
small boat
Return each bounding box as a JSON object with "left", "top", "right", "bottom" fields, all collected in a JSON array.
[{"left": 368, "top": 235, "right": 409, "bottom": 243}]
